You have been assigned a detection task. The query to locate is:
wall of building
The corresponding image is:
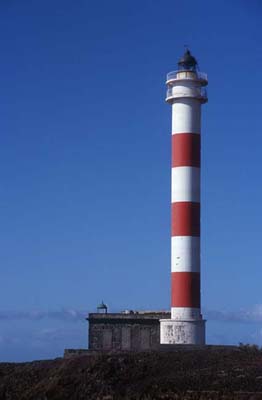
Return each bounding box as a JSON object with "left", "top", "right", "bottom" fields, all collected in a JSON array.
[{"left": 87, "top": 311, "right": 170, "bottom": 351}]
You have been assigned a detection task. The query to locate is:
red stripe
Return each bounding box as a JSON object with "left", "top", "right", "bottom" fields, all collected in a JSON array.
[
  {"left": 171, "top": 202, "right": 200, "bottom": 236},
  {"left": 172, "top": 133, "right": 200, "bottom": 167},
  {"left": 171, "top": 272, "right": 200, "bottom": 308}
]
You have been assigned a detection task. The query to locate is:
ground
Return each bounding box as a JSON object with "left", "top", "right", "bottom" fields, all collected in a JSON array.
[{"left": 1, "top": 347, "right": 262, "bottom": 399}]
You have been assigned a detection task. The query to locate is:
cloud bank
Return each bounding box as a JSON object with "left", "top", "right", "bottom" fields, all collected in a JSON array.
[
  {"left": 1, "top": 305, "right": 262, "bottom": 323},
  {"left": 0, "top": 309, "right": 87, "bottom": 321},
  {"left": 205, "top": 304, "right": 262, "bottom": 323}
]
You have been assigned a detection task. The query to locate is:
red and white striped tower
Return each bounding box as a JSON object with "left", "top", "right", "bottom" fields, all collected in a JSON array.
[{"left": 160, "top": 50, "right": 208, "bottom": 345}]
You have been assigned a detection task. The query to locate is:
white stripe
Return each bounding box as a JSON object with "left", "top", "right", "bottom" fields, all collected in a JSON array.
[
  {"left": 171, "top": 307, "right": 201, "bottom": 320},
  {"left": 172, "top": 167, "right": 200, "bottom": 203},
  {"left": 171, "top": 236, "right": 200, "bottom": 273},
  {"left": 172, "top": 99, "right": 201, "bottom": 134}
]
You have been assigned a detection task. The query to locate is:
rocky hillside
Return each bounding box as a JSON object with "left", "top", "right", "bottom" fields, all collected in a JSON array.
[{"left": 1, "top": 346, "right": 262, "bottom": 399}]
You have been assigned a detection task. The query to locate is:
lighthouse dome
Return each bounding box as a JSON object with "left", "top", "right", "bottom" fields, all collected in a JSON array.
[{"left": 178, "top": 49, "right": 198, "bottom": 70}]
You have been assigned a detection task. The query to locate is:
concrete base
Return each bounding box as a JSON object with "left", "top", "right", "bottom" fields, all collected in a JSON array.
[{"left": 160, "top": 319, "right": 206, "bottom": 345}]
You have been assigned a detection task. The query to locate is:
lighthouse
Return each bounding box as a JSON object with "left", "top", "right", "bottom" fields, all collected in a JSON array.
[{"left": 160, "top": 50, "right": 208, "bottom": 345}]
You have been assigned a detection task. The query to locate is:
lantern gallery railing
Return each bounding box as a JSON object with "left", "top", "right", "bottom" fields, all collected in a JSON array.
[{"left": 166, "top": 70, "right": 208, "bottom": 83}]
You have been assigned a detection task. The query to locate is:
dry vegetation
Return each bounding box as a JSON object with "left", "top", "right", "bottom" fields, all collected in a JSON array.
[{"left": 1, "top": 347, "right": 262, "bottom": 399}]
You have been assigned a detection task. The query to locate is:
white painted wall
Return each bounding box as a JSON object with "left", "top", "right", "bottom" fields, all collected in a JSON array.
[
  {"left": 160, "top": 319, "right": 205, "bottom": 345},
  {"left": 172, "top": 99, "right": 201, "bottom": 134},
  {"left": 171, "top": 307, "right": 201, "bottom": 320},
  {"left": 171, "top": 236, "right": 200, "bottom": 273},
  {"left": 171, "top": 167, "right": 200, "bottom": 203}
]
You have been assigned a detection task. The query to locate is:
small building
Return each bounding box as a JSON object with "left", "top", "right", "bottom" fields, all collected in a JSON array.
[{"left": 87, "top": 309, "right": 170, "bottom": 351}]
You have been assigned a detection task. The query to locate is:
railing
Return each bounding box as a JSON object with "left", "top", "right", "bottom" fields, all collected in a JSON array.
[
  {"left": 166, "top": 70, "right": 208, "bottom": 83},
  {"left": 201, "top": 87, "right": 207, "bottom": 99},
  {"left": 166, "top": 87, "right": 207, "bottom": 100}
]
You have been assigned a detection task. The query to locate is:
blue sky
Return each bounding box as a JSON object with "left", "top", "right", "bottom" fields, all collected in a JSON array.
[{"left": 1, "top": 0, "right": 262, "bottom": 361}]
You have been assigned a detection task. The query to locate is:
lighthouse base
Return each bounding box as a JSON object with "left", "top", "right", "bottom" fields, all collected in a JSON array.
[{"left": 160, "top": 319, "right": 206, "bottom": 345}]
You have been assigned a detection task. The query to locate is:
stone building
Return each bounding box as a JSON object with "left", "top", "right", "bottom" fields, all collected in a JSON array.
[{"left": 87, "top": 309, "right": 170, "bottom": 351}]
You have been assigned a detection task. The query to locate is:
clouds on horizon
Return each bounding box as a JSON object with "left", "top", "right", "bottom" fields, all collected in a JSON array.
[
  {"left": 0, "top": 309, "right": 87, "bottom": 322},
  {"left": 2, "top": 305, "right": 262, "bottom": 323},
  {"left": 204, "top": 304, "right": 262, "bottom": 323}
]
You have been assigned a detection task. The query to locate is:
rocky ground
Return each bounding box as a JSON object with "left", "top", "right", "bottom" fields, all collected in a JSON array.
[{"left": 1, "top": 346, "right": 262, "bottom": 399}]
